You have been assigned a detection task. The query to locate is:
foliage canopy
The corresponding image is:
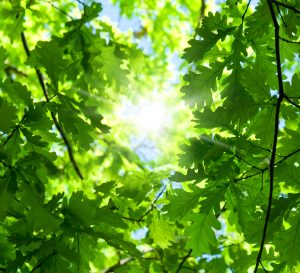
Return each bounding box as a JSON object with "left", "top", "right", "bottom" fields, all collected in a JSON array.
[{"left": 1, "top": 0, "right": 300, "bottom": 272}]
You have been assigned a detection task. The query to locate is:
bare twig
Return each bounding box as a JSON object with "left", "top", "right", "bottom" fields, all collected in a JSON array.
[
  {"left": 193, "top": 0, "right": 206, "bottom": 39},
  {"left": 284, "top": 95, "right": 300, "bottom": 109},
  {"left": 175, "top": 249, "right": 192, "bottom": 273},
  {"left": 279, "top": 36, "right": 300, "bottom": 44},
  {"left": 102, "top": 249, "right": 154, "bottom": 273},
  {"left": 123, "top": 184, "right": 167, "bottom": 222},
  {"left": 275, "top": 2, "right": 287, "bottom": 28},
  {"left": 30, "top": 251, "right": 57, "bottom": 273},
  {"left": 42, "top": 0, "right": 73, "bottom": 19},
  {"left": 254, "top": 1, "right": 284, "bottom": 271},
  {"left": 235, "top": 154, "right": 263, "bottom": 171},
  {"left": 273, "top": 0, "right": 300, "bottom": 14},
  {"left": 260, "top": 261, "right": 269, "bottom": 272},
  {"left": 21, "top": 32, "right": 83, "bottom": 179},
  {"left": 277, "top": 148, "right": 300, "bottom": 165},
  {"left": 2, "top": 114, "right": 26, "bottom": 146},
  {"left": 102, "top": 257, "right": 134, "bottom": 273},
  {"left": 241, "top": 0, "right": 252, "bottom": 22}
]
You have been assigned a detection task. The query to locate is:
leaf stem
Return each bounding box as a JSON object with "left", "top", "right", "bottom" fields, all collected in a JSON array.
[
  {"left": 284, "top": 95, "right": 300, "bottom": 109},
  {"left": 122, "top": 184, "right": 167, "bottom": 222},
  {"left": 175, "top": 249, "right": 192, "bottom": 273},
  {"left": 30, "top": 251, "right": 57, "bottom": 273},
  {"left": 273, "top": 0, "right": 300, "bottom": 14},
  {"left": 2, "top": 113, "right": 26, "bottom": 146},
  {"left": 254, "top": 0, "right": 284, "bottom": 271},
  {"left": 279, "top": 36, "right": 300, "bottom": 44},
  {"left": 241, "top": 0, "right": 252, "bottom": 22},
  {"left": 20, "top": 32, "right": 83, "bottom": 180}
]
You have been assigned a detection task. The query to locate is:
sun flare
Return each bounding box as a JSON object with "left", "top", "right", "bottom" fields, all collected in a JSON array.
[{"left": 132, "top": 101, "right": 166, "bottom": 132}]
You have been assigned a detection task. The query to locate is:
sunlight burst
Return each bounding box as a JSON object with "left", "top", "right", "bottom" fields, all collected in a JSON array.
[{"left": 132, "top": 101, "right": 166, "bottom": 132}]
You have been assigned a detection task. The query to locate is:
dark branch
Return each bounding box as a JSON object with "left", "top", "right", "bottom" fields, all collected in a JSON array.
[
  {"left": 2, "top": 113, "right": 26, "bottom": 146},
  {"left": 235, "top": 154, "right": 263, "bottom": 171},
  {"left": 102, "top": 257, "right": 134, "bottom": 273},
  {"left": 241, "top": 0, "right": 252, "bottom": 22},
  {"left": 30, "top": 251, "right": 57, "bottom": 273},
  {"left": 277, "top": 148, "right": 300, "bottom": 165},
  {"left": 43, "top": 0, "right": 73, "bottom": 19},
  {"left": 273, "top": 0, "right": 300, "bottom": 14},
  {"left": 284, "top": 95, "right": 300, "bottom": 109},
  {"left": 260, "top": 261, "right": 269, "bottom": 273},
  {"left": 254, "top": 1, "right": 284, "bottom": 272},
  {"left": 279, "top": 36, "right": 300, "bottom": 44},
  {"left": 123, "top": 184, "right": 167, "bottom": 222},
  {"left": 0, "top": 160, "right": 13, "bottom": 169},
  {"left": 275, "top": 2, "right": 287, "bottom": 28},
  {"left": 21, "top": 32, "right": 83, "bottom": 180},
  {"left": 234, "top": 171, "right": 262, "bottom": 183},
  {"left": 175, "top": 249, "right": 192, "bottom": 273},
  {"left": 193, "top": 0, "right": 206, "bottom": 39}
]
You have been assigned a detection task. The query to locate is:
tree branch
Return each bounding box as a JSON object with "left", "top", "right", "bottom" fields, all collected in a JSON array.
[
  {"left": 254, "top": 1, "right": 284, "bottom": 271},
  {"left": 30, "top": 251, "right": 57, "bottom": 273},
  {"left": 2, "top": 113, "right": 26, "bottom": 146},
  {"left": 273, "top": 0, "right": 300, "bottom": 14},
  {"left": 234, "top": 154, "right": 263, "bottom": 171},
  {"left": 102, "top": 257, "right": 134, "bottom": 273},
  {"left": 175, "top": 249, "right": 192, "bottom": 273},
  {"left": 20, "top": 32, "right": 83, "bottom": 180},
  {"left": 279, "top": 36, "right": 300, "bottom": 44},
  {"left": 123, "top": 184, "right": 167, "bottom": 222},
  {"left": 277, "top": 148, "right": 300, "bottom": 165},
  {"left": 193, "top": 0, "right": 206, "bottom": 39},
  {"left": 284, "top": 95, "right": 300, "bottom": 109},
  {"left": 241, "top": 0, "right": 252, "bottom": 22}
]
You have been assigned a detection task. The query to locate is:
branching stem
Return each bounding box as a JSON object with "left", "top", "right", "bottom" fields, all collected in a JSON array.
[
  {"left": 20, "top": 32, "right": 83, "bottom": 180},
  {"left": 254, "top": 1, "right": 284, "bottom": 271},
  {"left": 273, "top": 0, "right": 300, "bottom": 14}
]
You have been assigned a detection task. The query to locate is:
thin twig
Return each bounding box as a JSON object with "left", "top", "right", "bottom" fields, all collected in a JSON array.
[
  {"left": 254, "top": 1, "right": 284, "bottom": 271},
  {"left": 0, "top": 160, "right": 13, "bottom": 169},
  {"left": 235, "top": 154, "right": 263, "bottom": 171},
  {"left": 273, "top": 0, "right": 300, "bottom": 14},
  {"left": 277, "top": 148, "right": 300, "bottom": 165},
  {"left": 175, "top": 249, "right": 192, "bottom": 273},
  {"left": 275, "top": 2, "right": 287, "bottom": 28},
  {"left": 102, "top": 257, "right": 134, "bottom": 273},
  {"left": 21, "top": 32, "right": 83, "bottom": 179},
  {"left": 193, "top": 0, "right": 206, "bottom": 39},
  {"left": 260, "top": 261, "right": 269, "bottom": 273},
  {"left": 279, "top": 36, "right": 300, "bottom": 44},
  {"left": 2, "top": 114, "right": 26, "bottom": 146},
  {"left": 241, "top": 0, "right": 252, "bottom": 22},
  {"left": 123, "top": 184, "right": 167, "bottom": 222},
  {"left": 138, "top": 184, "right": 167, "bottom": 221},
  {"left": 42, "top": 0, "right": 73, "bottom": 19},
  {"left": 284, "top": 95, "right": 300, "bottom": 109},
  {"left": 30, "top": 251, "right": 57, "bottom": 273}
]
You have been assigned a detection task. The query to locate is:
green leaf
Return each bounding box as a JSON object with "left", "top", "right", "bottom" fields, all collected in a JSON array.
[
  {"left": 63, "top": 191, "right": 97, "bottom": 226},
  {"left": 185, "top": 212, "right": 221, "bottom": 256},
  {"left": 164, "top": 185, "right": 201, "bottom": 219},
  {"left": 0, "top": 176, "right": 11, "bottom": 221},
  {"left": 149, "top": 212, "right": 174, "bottom": 248},
  {"left": 276, "top": 214, "right": 300, "bottom": 267},
  {"left": 27, "top": 39, "right": 69, "bottom": 90},
  {"left": 183, "top": 27, "right": 235, "bottom": 63},
  {"left": 181, "top": 61, "right": 226, "bottom": 108},
  {"left": 117, "top": 171, "right": 159, "bottom": 203},
  {"left": 0, "top": 97, "right": 18, "bottom": 133},
  {"left": 245, "top": 2, "right": 272, "bottom": 40}
]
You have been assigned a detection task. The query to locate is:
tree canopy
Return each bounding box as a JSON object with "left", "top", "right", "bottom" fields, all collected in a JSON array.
[{"left": 1, "top": 0, "right": 300, "bottom": 272}]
